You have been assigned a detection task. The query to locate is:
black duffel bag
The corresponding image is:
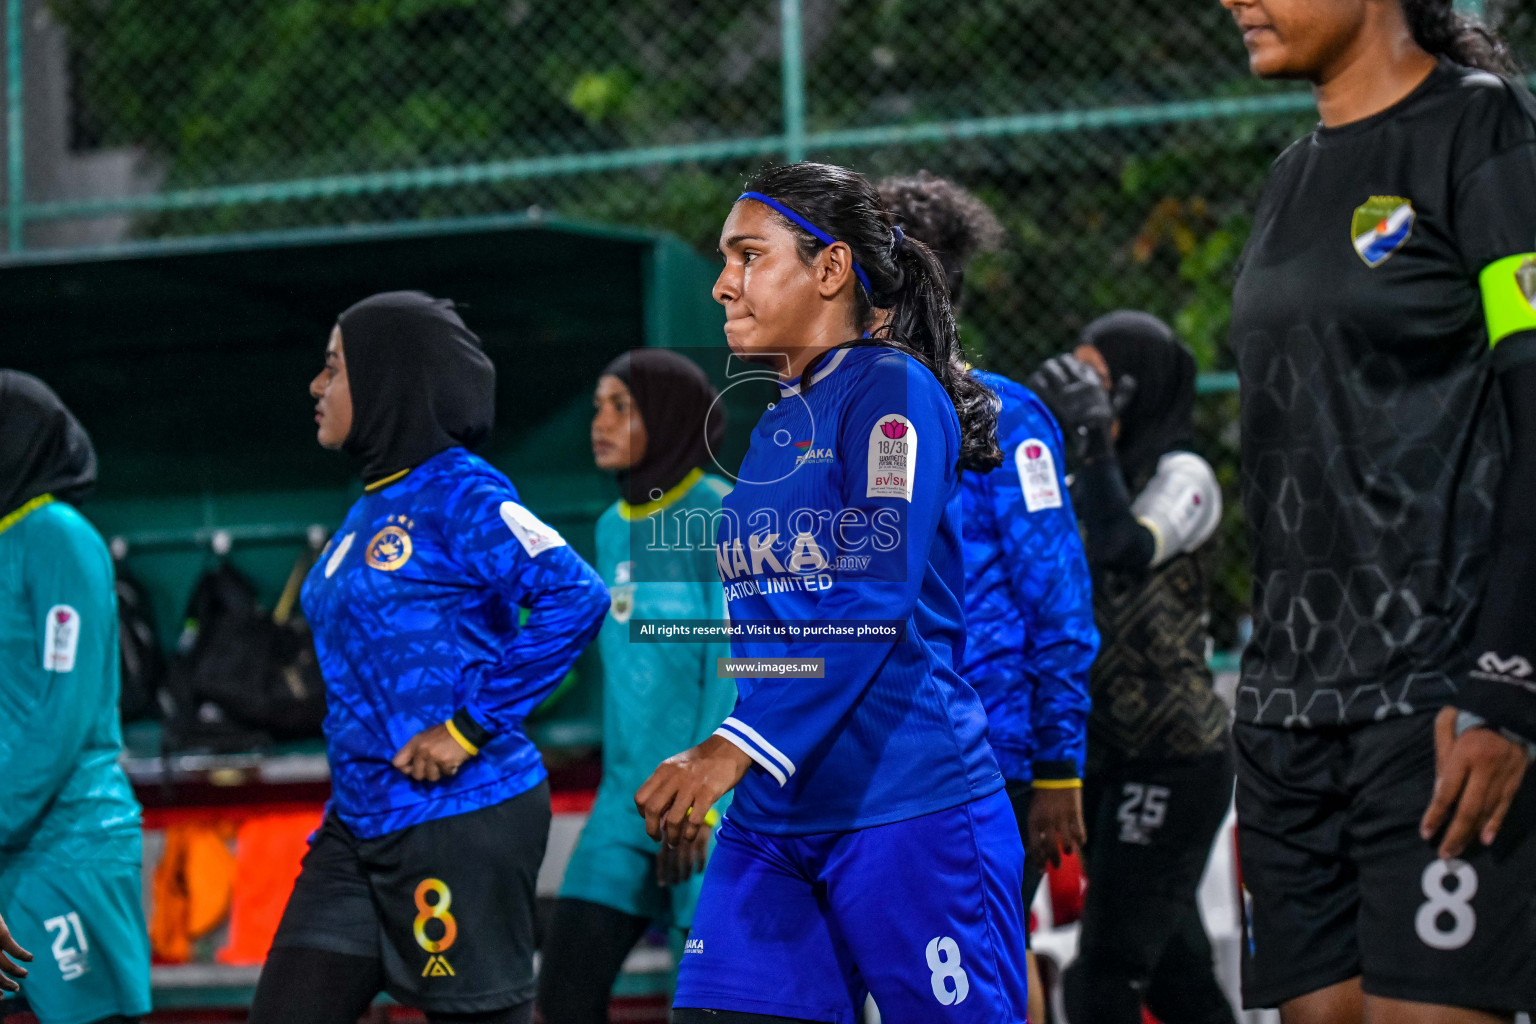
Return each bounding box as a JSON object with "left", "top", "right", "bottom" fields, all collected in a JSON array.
[{"left": 162, "top": 556, "right": 326, "bottom": 753}]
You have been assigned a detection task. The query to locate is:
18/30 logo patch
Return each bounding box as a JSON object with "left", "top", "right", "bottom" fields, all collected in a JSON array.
[
  {"left": 1351, "top": 196, "right": 1415, "bottom": 268},
  {"left": 866, "top": 414, "right": 916, "bottom": 501},
  {"left": 43, "top": 605, "right": 80, "bottom": 673}
]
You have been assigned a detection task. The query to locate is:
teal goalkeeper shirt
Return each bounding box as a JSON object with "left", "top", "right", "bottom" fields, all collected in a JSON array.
[
  {"left": 0, "top": 496, "right": 141, "bottom": 870},
  {"left": 592, "top": 470, "right": 736, "bottom": 846}
]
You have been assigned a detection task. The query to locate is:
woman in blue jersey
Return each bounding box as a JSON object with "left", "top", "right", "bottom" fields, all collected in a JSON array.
[
  {"left": 879, "top": 172, "right": 1098, "bottom": 1024},
  {"left": 635, "top": 163, "right": 1031, "bottom": 1023},
  {"left": 0, "top": 372, "right": 148, "bottom": 1024},
  {"left": 249, "top": 292, "right": 609, "bottom": 1024}
]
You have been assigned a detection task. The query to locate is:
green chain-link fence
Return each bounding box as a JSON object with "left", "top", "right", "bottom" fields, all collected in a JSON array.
[{"left": 4, "top": 0, "right": 1534, "bottom": 645}]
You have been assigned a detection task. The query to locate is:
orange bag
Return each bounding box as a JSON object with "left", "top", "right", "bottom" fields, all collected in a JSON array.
[{"left": 149, "top": 823, "right": 237, "bottom": 963}]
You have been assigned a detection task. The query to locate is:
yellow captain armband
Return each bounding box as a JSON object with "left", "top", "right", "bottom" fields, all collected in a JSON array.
[
  {"left": 444, "top": 719, "right": 480, "bottom": 757},
  {"left": 1481, "top": 253, "right": 1536, "bottom": 350},
  {"left": 1032, "top": 778, "right": 1083, "bottom": 791}
]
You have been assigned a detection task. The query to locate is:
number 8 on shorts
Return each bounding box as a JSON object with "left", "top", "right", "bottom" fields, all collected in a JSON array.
[
  {"left": 926, "top": 936, "right": 970, "bottom": 1005},
  {"left": 1415, "top": 859, "right": 1477, "bottom": 951}
]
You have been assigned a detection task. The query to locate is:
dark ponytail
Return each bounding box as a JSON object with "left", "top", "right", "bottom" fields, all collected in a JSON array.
[
  {"left": 876, "top": 171, "right": 1005, "bottom": 307},
  {"left": 741, "top": 162, "right": 1003, "bottom": 472},
  {"left": 1402, "top": 0, "right": 1519, "bottom": 75}
]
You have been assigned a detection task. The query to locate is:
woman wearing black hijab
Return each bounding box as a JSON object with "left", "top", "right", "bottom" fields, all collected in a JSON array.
[
  {"left": 0, "top": 372, "right": 146, "bottom": 1024},
  {"left": 1028, "top": 312, "right": 1236, "bottom": 1024},
  {"left": 538, "top": 349, "right": 735, "bottom": 1024},
  {"left": 249, "top": 292, "right": 609, "bottom": 1024}
]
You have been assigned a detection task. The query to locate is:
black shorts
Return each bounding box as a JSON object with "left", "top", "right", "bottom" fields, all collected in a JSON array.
[
  {"left": 271, "top": 781, "right": 551, "bottom": 1014},
  {"left": 1235, "top": 715, "right": 1536, "bottom": 1011},
  {"left": 1077, "top": 746, "right": 1234, "bottom": 964}
]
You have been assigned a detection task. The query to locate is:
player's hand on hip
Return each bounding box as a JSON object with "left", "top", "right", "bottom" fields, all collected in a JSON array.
[
  {"left": 391, "top": 723, "right": 473, "bottom": 783},
  {"left": 636, "top": 735, "right": 751, "bottom": 848},
  {"left": 0, "top": 912, "right": 32, "bottom": 993},
  {"left": 1027, "top": 786, "right": 1087, "bottom": 870},
  {"left": 1421, "top": 706, "right": 1530, "bottom": 859},
  {"left": 657, "top": 826, "right": 711, "bottom": 887}
]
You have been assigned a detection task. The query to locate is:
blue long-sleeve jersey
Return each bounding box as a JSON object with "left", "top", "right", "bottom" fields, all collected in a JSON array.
[
  {"left": 712, "top": 346, "right": 1002, "bottom": 835},
  {"left": 302, "top": 447, "right": 609, "bottom": 839},
  {"left": 961, "top": 371, "right": 1097, "bottom": 784}
]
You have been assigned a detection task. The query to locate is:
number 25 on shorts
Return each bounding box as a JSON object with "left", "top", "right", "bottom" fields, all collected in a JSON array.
[{"left": 926, "top": 936, "right": 970, "bottom": 1005}]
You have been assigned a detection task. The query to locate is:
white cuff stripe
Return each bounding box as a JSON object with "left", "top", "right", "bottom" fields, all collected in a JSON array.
[
  {"left": 714, "top": 728, "right": 788, "bottom": 786},
  {"left": 721, "top": 717, "right": 796, "bottom": 776}
]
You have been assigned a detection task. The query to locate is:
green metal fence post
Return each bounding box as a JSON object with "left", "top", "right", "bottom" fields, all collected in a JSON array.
[
  {"left": 6, "top": 0, "right": 22, "bottom": 252},
  {"left": 780, "top": 0, "right": 806, "bottom": 162}
]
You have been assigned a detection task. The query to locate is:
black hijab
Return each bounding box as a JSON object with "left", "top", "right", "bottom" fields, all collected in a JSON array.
[
  {"left": 602, "top": 349, "right": 725, "bottom": 506},
  {"left": 0, "top": 371, "right": 97, "bottom": 516},
  {"left": 337, "top": 291, "right": 496, "bottom": 484},
  {"left": 1081, "top": 311, "right": 1197, "bottom": 490}
]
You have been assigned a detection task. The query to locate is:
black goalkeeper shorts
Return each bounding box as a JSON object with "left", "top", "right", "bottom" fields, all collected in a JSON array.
[{"left": 1235, "top": 714, "right": 1536, "bottom": 1011}]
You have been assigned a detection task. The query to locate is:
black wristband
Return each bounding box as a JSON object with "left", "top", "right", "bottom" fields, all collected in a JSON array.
[
  {"left": 451, "top": 708, "right": 495, "bottom": 751},
  {"left": 1030, "top": 759, "right": 1080, "bottom": 783}
]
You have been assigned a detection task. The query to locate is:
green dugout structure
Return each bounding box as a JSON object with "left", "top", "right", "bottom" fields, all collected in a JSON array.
[{"left": 0, "top": 213, "right": 731, "bottom": 749}]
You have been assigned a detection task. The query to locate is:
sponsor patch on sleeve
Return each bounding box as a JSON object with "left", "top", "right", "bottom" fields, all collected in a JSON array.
[
  {"left": 866, "top": 414, "right": 916, "bottom": 500},
  {"left": 43, "top": 604, "right": 80, "bottom": 673},
  {"left": 1015, "top": 438, "right": 1063, "bottom": 512},
  {"left": 500, "top": 501, "right": 568, "bottom": 558}
]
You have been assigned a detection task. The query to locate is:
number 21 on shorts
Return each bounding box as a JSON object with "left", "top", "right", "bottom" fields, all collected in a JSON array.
[
  {"left": 926, "top": 936, "right": 970, "bottom": 1005},
  {"left": 1415, "top": 858, "right": 1477, "bottom": 951}
]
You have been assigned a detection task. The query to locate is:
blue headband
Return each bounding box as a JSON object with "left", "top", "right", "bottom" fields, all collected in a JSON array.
[{"left": 738, "top": 191, "right": 873, "bottom": 298}]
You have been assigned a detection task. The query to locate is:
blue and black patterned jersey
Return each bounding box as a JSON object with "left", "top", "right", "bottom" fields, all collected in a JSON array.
[
  {"left": 961, "top": 370, "right": 1097, "bottom": 783},
  {"left": 711, "top": 346, "right": 1002, "bottom": 835},
  {"left": 302, "top": 447, "right": 609, "bottom": 839}
]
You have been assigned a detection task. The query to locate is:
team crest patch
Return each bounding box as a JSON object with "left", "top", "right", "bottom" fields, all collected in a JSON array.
[
  {"left": 1351, "top": 196, "right": 1415, "bottom": 268},
  {"left": 366, "top": 516, "right": 414, "bottom": 571},
  {"left": 1518, "top": 256, "right": 1536, "bottom": 314},
  {"left": 610, "top": 585, "right": 635, "bottom": 623}
]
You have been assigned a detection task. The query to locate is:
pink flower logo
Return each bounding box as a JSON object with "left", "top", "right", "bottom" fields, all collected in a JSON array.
[
  {"left": 56, "top": 610, "right": 71, "bottom": 624},
  {"left": 880, "top": 419, "right": 908, "bottom": 440},
  {"left": 1025, "top": 444, "right": 1043, "bottom": 460}
]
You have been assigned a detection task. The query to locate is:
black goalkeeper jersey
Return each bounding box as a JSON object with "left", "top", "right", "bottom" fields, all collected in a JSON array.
[{"left": 1232, "top": 60, "right": 1536, "bottom": 729}]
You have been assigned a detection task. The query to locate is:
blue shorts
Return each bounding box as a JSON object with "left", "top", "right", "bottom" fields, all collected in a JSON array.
[
  {"left": 0, "top": 863, "right": 151, "bottom": 1024},
  {"left": 675, "top": 789, "right": 1029, "bottom": 1024}
]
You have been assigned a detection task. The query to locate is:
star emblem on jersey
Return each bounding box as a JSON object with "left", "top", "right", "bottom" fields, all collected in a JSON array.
[
  {"left": 366, "top": 517, "right": 414, "bottom": 571},
  {"left": 1350, "top": 196, "right": 1415, "bottom": 268},
  {"left": 1518, "top": 256, "right": 1536, "bottom": 313}
]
